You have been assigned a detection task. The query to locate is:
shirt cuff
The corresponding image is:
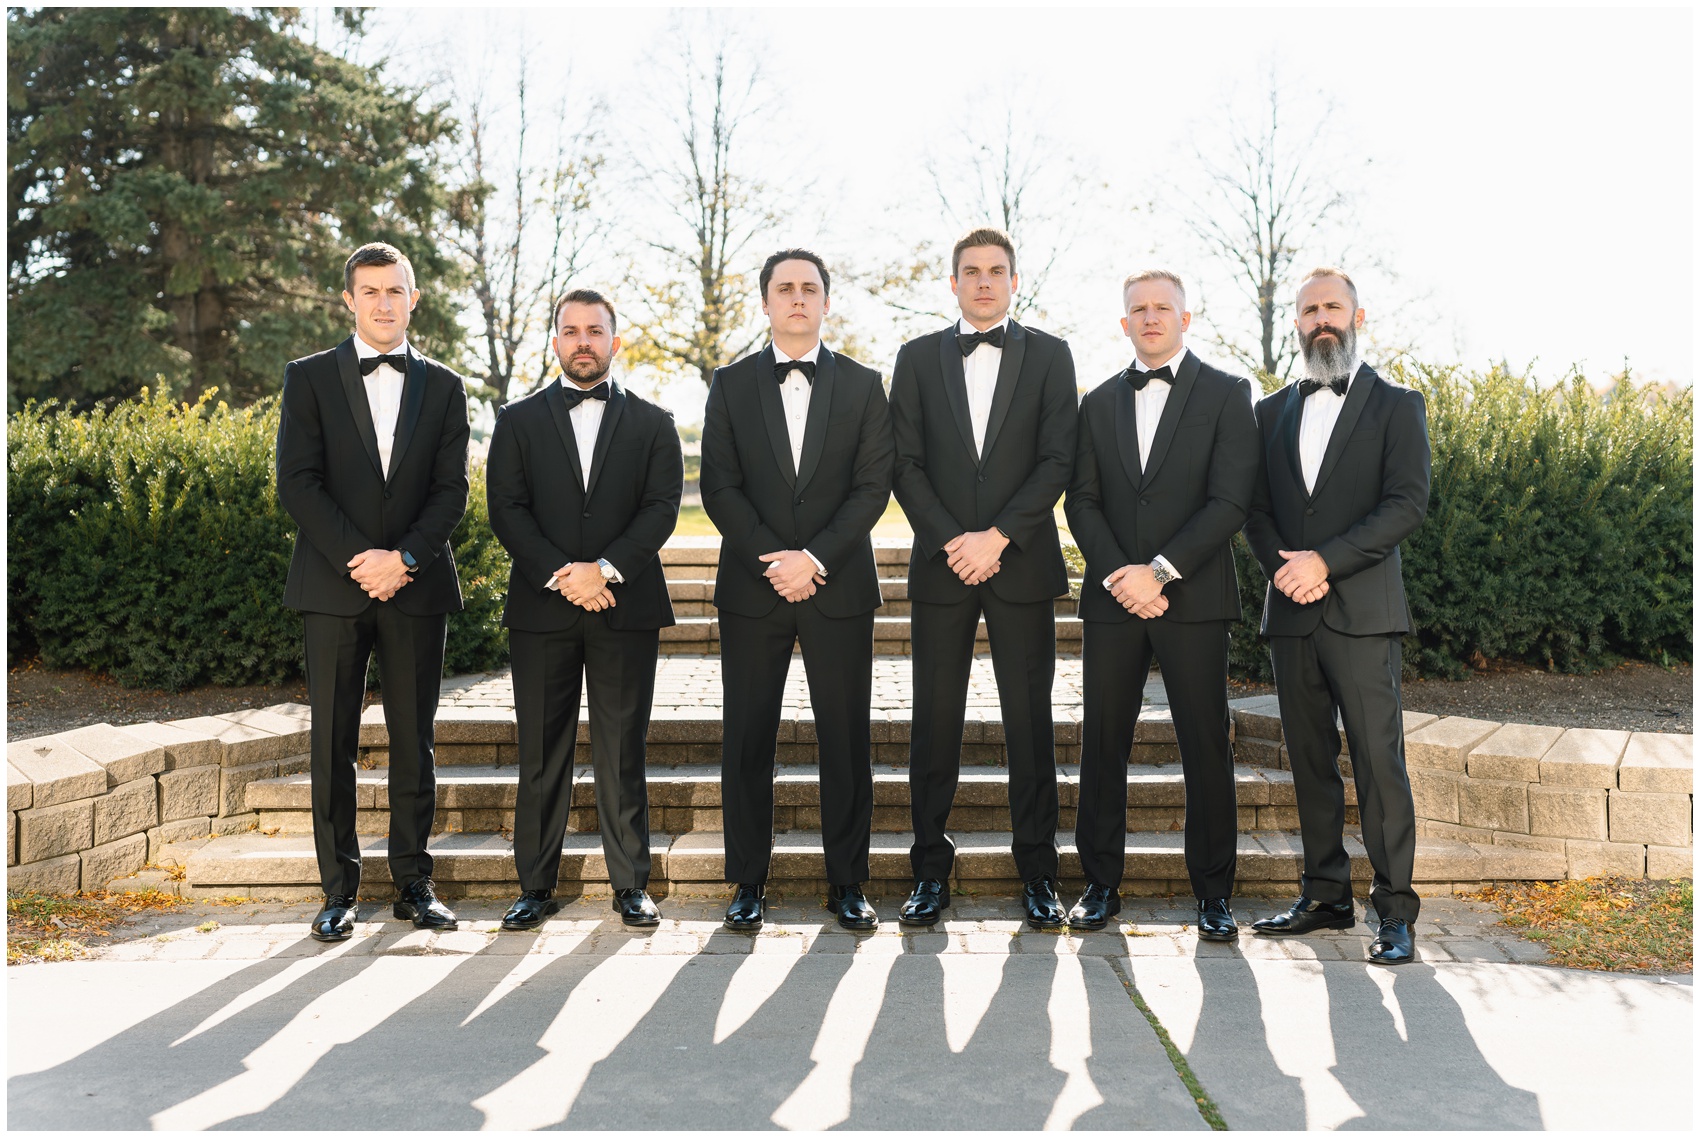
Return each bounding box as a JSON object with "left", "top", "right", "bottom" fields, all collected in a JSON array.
[
  {"left": 544, "top": 574, "right": 559, "bottom": 591},
  {"left": 1153, "top": 554, "right": 1182, "bottom": 580},
  {"left": 803, "top": 549, "right": 827, "bottom": 577},
  {"left": 1101, "top": 565, "right": 1132, "bottom": 590}
]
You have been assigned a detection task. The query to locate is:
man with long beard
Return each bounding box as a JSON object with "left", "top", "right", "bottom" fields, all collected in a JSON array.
[{"left": 1242, "top": 267, "right": 1431, "bottom": 964}]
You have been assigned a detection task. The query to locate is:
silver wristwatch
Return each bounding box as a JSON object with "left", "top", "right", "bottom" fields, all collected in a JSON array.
[
  {"left": 1149, "top": 560, "right": 1177, "bottom": 586},
  {"left": 596, "top": 558, "right": 618, "bottom": 581}
]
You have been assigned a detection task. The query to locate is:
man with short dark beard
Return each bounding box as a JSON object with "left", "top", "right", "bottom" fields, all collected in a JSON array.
[{"left": 1242, "top": 267, "right": 1431, "bottom": 965}]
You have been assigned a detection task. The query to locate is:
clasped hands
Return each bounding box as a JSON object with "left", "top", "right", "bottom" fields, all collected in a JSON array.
[
  {"left": 1274, "top": 549, "right": 1330, "bottom": 605},
  {"left": 944, "top": 528, "right": 1007, "bottom": 586},
  {"left": 553, "top": 561, "right": 616, "bottom": 611},
  {"left": 347, "top": 549, "right": 411, "bottom": 602},
  {"left": 1105, "top": 564, "right": 1169, "bottom": 619},
  {"left": 760, "top": 549, "right": 825, "bottom": 603}
]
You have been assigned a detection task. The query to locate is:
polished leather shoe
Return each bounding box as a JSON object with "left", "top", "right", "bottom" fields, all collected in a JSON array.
[
  {"left": 898, "top": 879, "right": 950, "bottom": 927},
  {"left": 394, "top": 877, "right": 458, "bottom": 930},
  {"left": 1368, "top": 917, "right": 1415, "bottom": 965},
  {"left": 1068, "top": 882, "right": 1122, "bottom": 930},
  {"left": 827, "top": 883, "right": 879, "bottom": 931},
  {"left": 500, "top": 889, "right": 559, "bottom": 931},
  {"left": 1022, "top": 876, "right": 1067, "bottom": 929},
  {"left": 615, "top": 888, "right": 661, "bottom": 928},
  {"left": 724, "top": 883, "right": 765, "bottom": 931},
  {"left": 1251, "top": 896, "right": 1355, "bottom": 936},
  {"left": 1196, "top": 897, "right": 1239, "bottom": 941},
  {"left": 310, "top": 894, "right": 357, "bottom": 942}
]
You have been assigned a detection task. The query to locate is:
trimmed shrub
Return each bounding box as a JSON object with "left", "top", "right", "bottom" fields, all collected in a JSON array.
[{"left": 7, "top": 388, "right": 510, "bottom": 688}]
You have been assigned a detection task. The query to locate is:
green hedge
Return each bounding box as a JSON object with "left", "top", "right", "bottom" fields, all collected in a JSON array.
[{"left": 7, "top": 388, "right": 510, "bottom": 688}]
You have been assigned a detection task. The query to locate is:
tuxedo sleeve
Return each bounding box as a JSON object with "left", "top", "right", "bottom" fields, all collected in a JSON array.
[
  {"left": 1241, "top": 395, "right": 1286, "bottom": 581},
  {"left": 991, "top": 341, "right": 1078, "bottom": 550},
  {"left": 1155, "top": 377, "right": 1259, "bottom": 576},
  {"left": 1316, "top": 388, "right": 1431, "bottom": 579},
  {"left": 276, "top": 361, "right": 375, "bottom": 569},
  {"left": 700, "top": 371, "right": 788, "bottom": 572},
  {"left": 395, "top": 376, "right": 470, "bottom": 572},
  {"left": 485, "top": 407, "right": 571, "bottom": 591},
  {"left": 801, "top": 374, "right": 894, "bottom": 574},
  {"left": 599, "top": 410, "right": 684, "bottom": 582},
  {"left": 1063, "top": 401, "right": 1131, "bottom": 578},
  {"left": 889, "top": 343, "right": 967, "bottom": 554}
]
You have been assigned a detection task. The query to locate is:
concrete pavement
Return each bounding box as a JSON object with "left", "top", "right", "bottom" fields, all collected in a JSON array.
[{"left": 6, "top": 895, "right": 1691, "bottom": 1130}]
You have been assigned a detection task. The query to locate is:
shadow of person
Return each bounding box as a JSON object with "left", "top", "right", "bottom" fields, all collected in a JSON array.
[{"left": 1324, "top": 961, "right": 1544, "bottom": 1130}]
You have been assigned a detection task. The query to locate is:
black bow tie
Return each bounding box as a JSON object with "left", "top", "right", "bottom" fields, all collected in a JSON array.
[
  {"left": 956, "top": 326, "right": 1006, "bottom": 355},
  {"left": 560, "top": 382, "right": 610, "bottom": 408},
  {"left": 358, "top": 352, "right": 408, "bottom": 375},
  {"left": 1126, "top": 365, "right": 1173, "bottom": 391},
  {"left": 1297, "top": 376, "right": 1350, "bottom": 398},
  {"left": 775, "top": 359, "right": 816, "bottom": 383}
]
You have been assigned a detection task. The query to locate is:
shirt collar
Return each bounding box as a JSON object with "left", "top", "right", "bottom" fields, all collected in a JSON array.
[
  {"left": 956, "top": 315, "right": 1011, "bottom": 338},
  {"left": 1134, "top": 346, "right": 1188, "bottom": 376},
  {"left": 354, "top": 334, "right": 409, "bottom": 360},
  {"left": 772, "top": 340, "right": 822, "bottom": 365}
]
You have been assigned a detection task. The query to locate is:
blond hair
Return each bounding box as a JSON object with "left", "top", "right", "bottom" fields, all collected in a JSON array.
[{"left": 1121, "top": 269, "right": 1186, "bottom": 308}]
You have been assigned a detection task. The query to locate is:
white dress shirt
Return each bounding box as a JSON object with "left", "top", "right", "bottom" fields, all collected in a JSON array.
[
  {"left": 353, "top": 335, "right": 406, "bottom": 478},
  {"left": 1102, "top": 347, "right": 1188, "bottom": 590},
  {"left": 543, "top": 376, "right": 623, "bottom": 591},
  {"left": 958, "top": 315, "right": 1010, "bottom": 457},
  {"left": 770, "top": 341, "right": 827, "bottom": 577},
  {"left": 1297, "top": 358, "right": 1364, "bottom": 494}
]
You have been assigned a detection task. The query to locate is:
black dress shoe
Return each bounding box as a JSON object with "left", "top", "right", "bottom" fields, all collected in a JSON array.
[
  {"left": 310, "top": 894, "right": 357, "bottom": 942},
  {"left": 1068, "top": 882, "right": 1122, "bottom": 931},
  {"left": 1196, "top": 897, "right": 1239, "bottom": 941},
  {"left": 615, "top": 888, "right": 661, "bottom": 928},
  {"left": 394, "top": 877, "right": 458, "bottom": 930},
  {"left": 724, "top": 883, "right": 765, "bottom": 932},
  {"left": 501, "top": 889, "right": 559, "bottom": 931},
  {"left": 1368, "top": 917, "right": 1415, "bottom": 965},
  {"left": 1251, "top": 896, "right": 1355, "bottom": 936},
  {"left": 899, "top": 879, "right": 950, "bottom": 927},
  {"left": 1022, "top": 876, "right": 1067, "bottom": 929},
  {"left": 827, "top": 883, "right": 879, "bottom": 931}
]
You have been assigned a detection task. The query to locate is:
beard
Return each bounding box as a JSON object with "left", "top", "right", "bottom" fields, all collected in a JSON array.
[
  {"left": 561, "top": 350, "right": 611, "bottom": 386},
  {"left": 1301, "top": 322, "right": 1357, "bottom": 380}
]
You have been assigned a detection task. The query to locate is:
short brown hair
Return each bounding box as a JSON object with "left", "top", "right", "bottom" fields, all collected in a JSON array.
[
  {"left": 343, "top": 242, "right": 415, "bottom": 293},
  {"left": 760, "top": 248, "right": 831, "bottom": 299},
  {"left": 553, "top": 288, "right": 618, "bottom": 335},
  {"left": 951, "top": 226, "right": 1016, "bottom": 277},
  {"left": 1121, "top": 269, "right": 1187, "bottom": 308},
  {"left": 1298, "top": 266, "right": 1358, "bottom": 308}
]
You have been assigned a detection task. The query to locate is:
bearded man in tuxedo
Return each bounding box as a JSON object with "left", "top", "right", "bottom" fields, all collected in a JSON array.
[{"left": 1243, "top": 267, "right": 1431, "bottom": 965}]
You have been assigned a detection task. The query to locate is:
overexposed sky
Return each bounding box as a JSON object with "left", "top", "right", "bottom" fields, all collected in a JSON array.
[{"left": 346, "top": 3, "right": 1694, "bottom": 422}]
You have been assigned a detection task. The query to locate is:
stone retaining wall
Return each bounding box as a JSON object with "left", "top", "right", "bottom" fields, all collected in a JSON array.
[{"left": 7, "top": 705, "right": 310, "bottom": 892}]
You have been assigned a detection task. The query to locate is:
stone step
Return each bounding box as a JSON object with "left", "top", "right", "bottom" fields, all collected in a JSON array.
[
  {"left": 660, "top": 537, "right": 914, "bottom": 580},
  {"left": 244, "top": 762, "right": 1349, "bottom": 835},
  {"left": 177, "top": 829, "right": 1568, "bottom": 901},
  {"left": 662, "top": 577, "right": 1081, "bottom": 619},
  {"left": 657, "top": 615, "right": 1086, "bottom": 656}
]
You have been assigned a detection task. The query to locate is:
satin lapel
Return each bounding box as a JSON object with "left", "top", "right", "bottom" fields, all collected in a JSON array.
[
  {"left": 1276, "top": 384, "right": 1306, "bottom": 495},
  {"left": 1138, "top": 351, "right": 1198, "bottom": 490},
  {"left": 1309, "top": 363, "right": 1376, "bottom": 500},
  {"left": 335, "top": 338, "right": 384, "bottom": 479},
  {"left": 1112, "top": 378, "right": 1142, "bottom": 491},
  {"left": 753, "top": 345, "right": 796, "bottom": 486},
  {"left": 384, "top": 351, "right": 429, "bottom": 486},
  {"left": 543, "top": 382, "right": 586, "bottom": 491},
  {"left": 936, "top": 328, "right": 977, "bottom": 462},
  {"left": 978, "top": 320, "right": 1027, "bottom": 468},
  {"left": 584, "top": 382, "right": 626, "bottom": 500},
  {"left": 793, "top": 347, "right": 836, "bottom": 494}
]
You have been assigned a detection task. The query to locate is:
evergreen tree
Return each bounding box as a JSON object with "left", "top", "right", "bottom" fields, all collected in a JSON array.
[{"left": 8, "top": 7, "right": 463, "bottom": 408}]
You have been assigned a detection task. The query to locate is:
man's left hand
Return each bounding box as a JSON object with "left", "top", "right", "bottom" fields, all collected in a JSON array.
[
  {"left": 945, "top": 528, "right": 1009, "bottom": 585},
  {"left": 348, "top": 549, "right": 411, "bottom": 600},
  {"left": 1274, "top": 549, "right": 1329, "bottom": 599},
  {"left": 760, "top": 550, "right": 825, "bottom": 602}
]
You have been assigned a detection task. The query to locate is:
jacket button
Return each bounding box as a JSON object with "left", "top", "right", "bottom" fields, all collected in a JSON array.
[
  {"left": 383, "top": 490, "right": 392, "bottom": 500},
  {"left": 582, "top": 510, "right": 591, "bottom": 518},
  {"left": 1140, "top": 497, "right": 1151, "bottom": 506},
  {"left": 977, "top": 474, "right": 987, "bottom": 483},
  {"left": 1305, "top": 508, "right": 1315, "bottom": 516}
]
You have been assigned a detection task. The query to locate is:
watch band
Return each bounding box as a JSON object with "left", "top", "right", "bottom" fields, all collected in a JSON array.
[{"left": 399, "top": 549, "right": 419, "bottom": 572}]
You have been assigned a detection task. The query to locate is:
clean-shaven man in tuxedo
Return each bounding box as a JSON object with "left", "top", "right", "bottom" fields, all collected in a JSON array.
[
  {"left": 1243, "top": 267, "right": 1430, "bottom": 965},
  {"left": 277, "top": 242, "right": 470, "bottom": 942},
  {"left": 1064, "top": 270, "right": 1259, "bottom": 936},
  {"left": 701, "top": 249, "right": 894, "bottom": 932},
  {"left": 485, "top": 289, "right": 682, "bottom": 930},
  {"left": 889, "top": 227, "right": 1078, "bottom": 929}
]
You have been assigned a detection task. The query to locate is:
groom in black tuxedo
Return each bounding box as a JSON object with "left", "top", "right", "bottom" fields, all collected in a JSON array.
[
  {"left": 1243, "top": 267, "right": 1431, "bottom": 965},
  {"left": 1064, "top": 270, "right": 1259, "bottom": 937},
  {"left": 701, "top": 249, "right": 894, "bottom": 932},
  {"left": 276, "top": 242, "right": 470, "bottom": 941},
  {"left": 888, "top": 227, "right": 1078, "bottom": 929},
  {"left": 485, "top": 288, "right": 682, "bottom": 930}
]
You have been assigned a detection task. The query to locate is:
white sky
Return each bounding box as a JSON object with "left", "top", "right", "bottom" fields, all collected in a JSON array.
[{"left": 347, "top": 3, "right": 1695, "bottom": 424}]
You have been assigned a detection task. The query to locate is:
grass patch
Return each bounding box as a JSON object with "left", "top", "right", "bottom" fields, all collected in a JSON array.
[
  {"left": 1469, "top": 876, "right": 1692, "bottom": 973},
  {"left": 7, "top": 890, "right": 187, "bottom": 965}
]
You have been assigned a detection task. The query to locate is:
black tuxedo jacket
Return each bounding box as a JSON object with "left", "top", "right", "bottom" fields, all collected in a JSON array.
[
  {"left": 889, "top": 320, "right": 1078, "bottom": 605},
  {"left": 276, "top": 337, "right": 470, "bottom": 617},
  {"left": 1066, "top": 351, "right": 1260, "bottom": 624},
  {"left": 486, "top": 379, "right": 683, "bottom": 633},
  {"left": 700, "top": 345, "right": 894, "bottom": 620},
  {"left": 1243, "top": 364, "right": 1431, "bottom": 637}
]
